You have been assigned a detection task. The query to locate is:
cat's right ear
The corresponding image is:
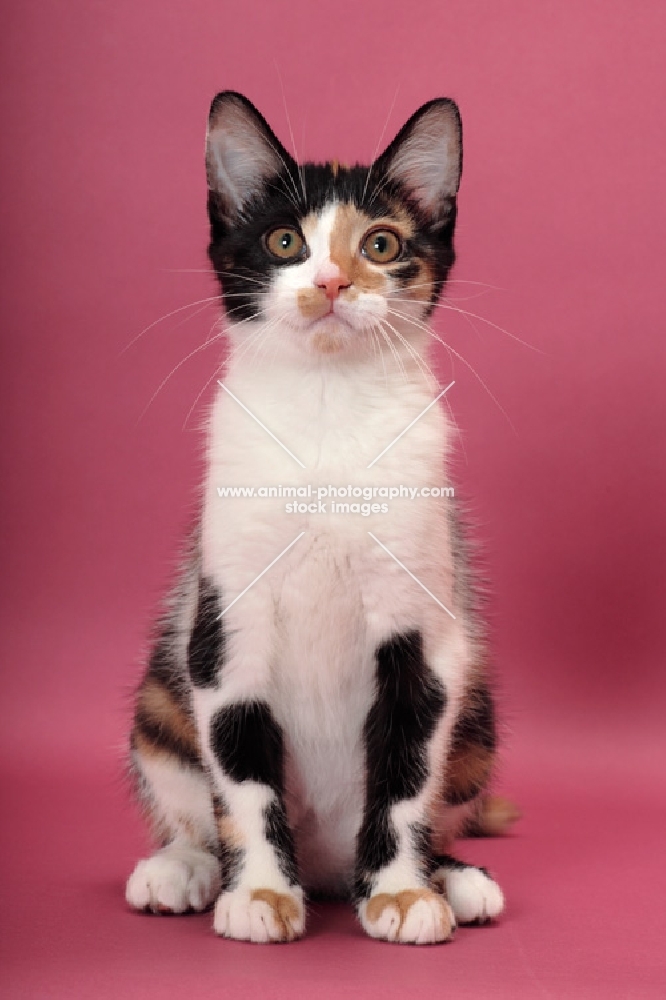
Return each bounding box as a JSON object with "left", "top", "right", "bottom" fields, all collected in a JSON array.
[{"left": 205, "top": 92, "right": 296, "bottom": 220}]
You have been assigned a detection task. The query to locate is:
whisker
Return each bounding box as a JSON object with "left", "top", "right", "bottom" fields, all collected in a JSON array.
[
  {"left": 214, "top": 269, "right": 269, "bottom": 287},
  {"left": 247, "top": 314, "right": 287, "bottom": 369},
  {"left": 369, "top": 323, "right": 389, "bottom": 390},
  {"left": 394, "top": 279, "right": 501, "bottom": 291},
  {"left": 234, "top": 89, "right": 302, "bottom": 210},
  {"left": 379, "top": 316, "right": 437, "bottom": 386},
  {"left": 164, "top": 267, "right": 267, "bottom": 285},
  {"left": 274, "top": 61, "right": 307, "bottom": 206},
  {"left": 121, "top": 296, "right": 219, "bottom": 354},
  {"left": 437, "top": 300, "right": 543, "bottom": 353},
  {"left": 366, "top": 171, "right": 393, "bottom": 210},
  {"left": 230, "top": 314, "right": 278, "bottom": 366},
  {"left": 138, "top": 330, "right": 228, "bottom": 422},
  {"left": 182, "top": 364, "right": 223, "bottom": 430},
  {"left": 266, "top": 173, "right": 301, "bottom": 214},
  {"left": 376, "top": 321, "right": 408, "bottom": 383},
  {"left": 387, "top": 292, "right": 541, "bottom": 353},
  {"left": 361, "top": 84, "right": 400, "bottom": 205},
  {"left": 137, "top": 313, "right": 268, "bottom": 423},
  {"left": 385, "top": 307, "right": 516, "bottom": 431}
]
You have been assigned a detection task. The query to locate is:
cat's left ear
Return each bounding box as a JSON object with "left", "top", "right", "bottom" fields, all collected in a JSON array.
[{"left": 373, "top": 99, "right": 462, "bottom": 220}]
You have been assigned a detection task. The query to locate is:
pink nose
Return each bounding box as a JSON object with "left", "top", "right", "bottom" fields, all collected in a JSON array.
[{"left": 315, "top": 268, "right": 351, "bottom": 300}]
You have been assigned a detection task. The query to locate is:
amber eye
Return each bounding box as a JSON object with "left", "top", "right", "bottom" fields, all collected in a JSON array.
[
  {"left": 265, "top": 226, "right": 305, "bottom": 261},
  {"left": 361, "top": 228, "right": 402, "bottom": 264}
]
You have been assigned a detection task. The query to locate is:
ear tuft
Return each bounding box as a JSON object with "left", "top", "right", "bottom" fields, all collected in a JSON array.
[
  {"left": 205, "top": 92, "right": 295, "bottom": 219},
  {"left": 374, "top": 99, "right": 462, "bottom": 218}
]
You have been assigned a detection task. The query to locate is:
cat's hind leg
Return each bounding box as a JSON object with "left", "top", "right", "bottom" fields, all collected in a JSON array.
[
  {"left": 427, "top": 678, "right": 506, "bottom": 925},
  {"left": 125, "top": 670, "right": 222, "bottom": 915}
]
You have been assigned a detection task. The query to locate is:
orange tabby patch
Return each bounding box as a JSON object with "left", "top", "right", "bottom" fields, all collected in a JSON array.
[
  {"left": 446, "top": 741, "right": 495, "bottom": 804},
  {"left": 406, "top": 258, "right": 437, "bottom": 302},
  {"left": 474, "top": 794, "right": 522, "bottom": 836},
  {"left": 249, "top": 889, "right": 302, "bottom": 942},
  {"left": 365, "top": 888, "right": 455, "bottom": 938},
  {"left": 217, "top": 814, "right": 244, "bottom": 851},
  {"left": 297, "top": 287, "right": 331, "bottom": 322},
  {"left": 311, "top": 330, "right": 345, "bottom": 354},
  {"left": 135, "top": 677, "right": 200, "bottom": 760},
  {"left": 329, "top": 205, "right": 387, "bottom": 293}
]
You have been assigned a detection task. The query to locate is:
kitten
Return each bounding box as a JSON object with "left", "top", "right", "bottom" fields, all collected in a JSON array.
[{"left": 125, "top": 92, "right": 516, "bottom": 944}]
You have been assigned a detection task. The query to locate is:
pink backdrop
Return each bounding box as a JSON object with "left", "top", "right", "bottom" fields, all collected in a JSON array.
[{"left": 1, "top": 1, "right": 665, "bottom": 996}]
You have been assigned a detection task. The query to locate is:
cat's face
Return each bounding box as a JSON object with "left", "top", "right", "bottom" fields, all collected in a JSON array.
[{"left": 206, "top": 93, "right": 462, "bottom": 363}]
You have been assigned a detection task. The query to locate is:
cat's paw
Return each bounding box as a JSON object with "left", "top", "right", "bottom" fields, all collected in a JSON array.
[
  {"left": 213, "top": 886, "right": 305, "bottom": 942},
  {"left": 431, "top": 865, "right": 504, "bottom": 923},
  {"left": 359, "top": 888, "right": 456, "bottom": 944},
  {"left": 126, "top": 846, "right": 221, "bottom": 914}
]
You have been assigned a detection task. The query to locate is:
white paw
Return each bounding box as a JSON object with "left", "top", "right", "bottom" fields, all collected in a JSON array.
[
  {"left": 434, "top": 866, "right": 504, "bottom": 923},
  {"left": 359, "top": 888, "right": 456, "bottom": 945},
  {"left": 213, "top": 886, "right": 305, "bottom": 942},
  {"left": 126, "top": 846, "right": 221, "bottom": 914}
]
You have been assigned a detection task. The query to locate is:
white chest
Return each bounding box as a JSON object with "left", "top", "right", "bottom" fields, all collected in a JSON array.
[{"left": 200, "top": 358, "right": 453, "bottom": 889}]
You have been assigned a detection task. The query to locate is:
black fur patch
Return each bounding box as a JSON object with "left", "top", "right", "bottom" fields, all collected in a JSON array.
[
  {"left": 145, "top": 625, "right": 184, "bottom": 698},
  {"left": 187, "top": 577, "right": 225, "bottom": 688},
  {"left": 433, "top": 853, "right": 490, "bottom": 878},
  {"left": 264, "top": 799, "right": 298, "bottom": 886},
  {"left": 353, "top": 810, "right": 398, "bottom": 902},
  {"left": 213, "top": 794, "right": 244, "bottom": 892},
  {"left": 131, "top": 709, "right": 201, "bottom": 772},
  {"left": 354, "top": 631, "right": 446, "bottom": 900},
  {"left": 208, "top": 163, "right": 457, "bottom": 323},
  {"left": 411, "top": 821, "right": 438, "bottom": 878},
  {"left": 210, "top": 702, "right": 298, "bottom": 886},
  {"left": 453, "top": 684, "right": 496, "bottom": 752},
  {"left": 433, "top": 853, "right": 468, "bottom": 870},
  {"left": 209, "top": 700, "right": 284, "bottom": 791}
]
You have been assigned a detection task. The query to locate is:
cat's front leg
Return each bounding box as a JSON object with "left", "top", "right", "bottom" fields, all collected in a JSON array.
[
  {"left": 353, "top": 629, "right": 457, "bottom": 945},
  {"left": 190, "top": 580, "right": 304, "bottom": 943}
]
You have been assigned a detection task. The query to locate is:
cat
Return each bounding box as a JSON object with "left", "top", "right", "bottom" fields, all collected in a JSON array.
[{"left": 125, "top": 91, "right": 518, "bottom": 944}]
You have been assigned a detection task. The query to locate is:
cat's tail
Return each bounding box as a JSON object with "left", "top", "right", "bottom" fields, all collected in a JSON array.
[{"left": 465, "top": 794, "right": 521, "bottom": 837}]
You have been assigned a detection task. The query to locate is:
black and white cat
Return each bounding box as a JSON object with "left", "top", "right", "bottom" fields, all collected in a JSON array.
[{"left": 125, "top": 92, "right": 514, "bottom": 944}]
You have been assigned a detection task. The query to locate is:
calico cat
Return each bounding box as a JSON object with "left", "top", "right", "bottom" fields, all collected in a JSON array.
[{"left": 125, "top": 92, "right": 517, "bottom": 944}]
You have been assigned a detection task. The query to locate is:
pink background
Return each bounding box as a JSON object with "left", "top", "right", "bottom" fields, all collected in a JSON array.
[{"left": 1, "top": 1, "right": 665, "bottom": 996}]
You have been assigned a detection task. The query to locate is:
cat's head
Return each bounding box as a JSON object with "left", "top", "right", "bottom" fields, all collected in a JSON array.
[{"left": 206, "top": 92, "right": 462, "bottom": 363}]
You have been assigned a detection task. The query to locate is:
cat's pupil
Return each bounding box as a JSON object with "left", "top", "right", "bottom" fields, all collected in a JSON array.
[
  {"left": 281, "top": 233, "right": 292, "bottom": 249},
  {"left": 375, "top": 235, "right": 388, "bottom": 254}
]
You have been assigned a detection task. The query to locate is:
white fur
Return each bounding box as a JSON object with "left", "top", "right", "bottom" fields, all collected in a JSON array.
[
  {"left": 137, "top": 751, "right": 217, "bottom": 845},
  {"left": 213, "top": 885, "right": 305, "bottom": 942},
  {"left": 126, "top": 843, "right": 221, "bottom": 913},
  {"left": 435, "top": 866, "right": 505, "bottom": 923}
]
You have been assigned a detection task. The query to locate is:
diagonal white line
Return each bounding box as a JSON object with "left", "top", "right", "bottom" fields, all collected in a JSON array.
[
  {"left": 218, "top": 381, "right": 306, "bottom": 469},
  {"left": 367, "top": 532, "right": 456, "bottom": 620},
  {"left": 218, "top": 532, "right": 306, "bottom": 618},
  {"left": 366, "top": 381, "right": 455, "bottom": 469}
]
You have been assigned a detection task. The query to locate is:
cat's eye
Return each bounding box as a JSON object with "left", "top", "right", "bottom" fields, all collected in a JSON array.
[
  {"left": 361, "top": 228, "right": 402, "bottom": 264},
  {"left": 265, "top": 226, "right": 306, "bottom": 261}
]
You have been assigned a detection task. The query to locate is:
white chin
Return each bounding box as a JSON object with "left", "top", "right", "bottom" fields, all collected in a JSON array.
[{"left": 307, "top": 315, "right": 351, "bottom": 355}]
